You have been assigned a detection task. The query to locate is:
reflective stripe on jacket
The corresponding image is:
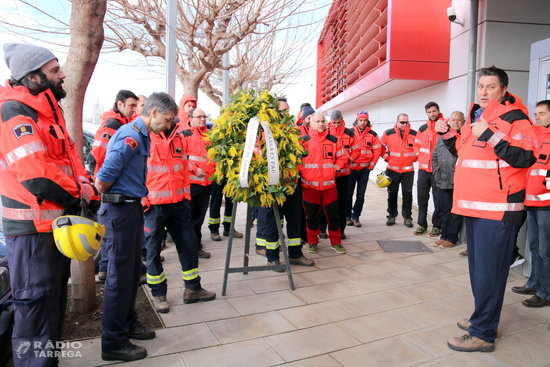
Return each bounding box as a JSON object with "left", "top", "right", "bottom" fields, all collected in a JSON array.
[
  {"left": 299, "top": 130, "right": 347, "bottom": 190},
  {"left": 414, "top": 116, "right": 441, "bottom": 173},
  {"left": 186, "top": 125, "right": 215, "bottom": 186},
  {"left": 145, "top": 122, "right": 191, "bottom": 205},
  {"left": 0, "top": 81, "right": 84, "bottom": 235},
  {"left": 328, "top": 124, "right": 355, "bottom": 176},
  {"left": 350, "top": 124, "right": 381, "bottom": 171},
  {"left": 445, "top": 93, "right": 537, "bottom": 224},
  {"left": 380, "top": 123, "right": 417, "bottom": 173},
  {"left": 525, "top": 125, "right": 550, "bottom": 208}
]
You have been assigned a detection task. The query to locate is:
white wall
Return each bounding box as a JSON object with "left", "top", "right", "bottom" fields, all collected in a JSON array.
[{"left": 337, "top": 0, "right": 550, "bottom": 221}]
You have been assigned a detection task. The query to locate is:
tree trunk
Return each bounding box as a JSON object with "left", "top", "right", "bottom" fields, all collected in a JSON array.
[
  {"left": 177, "top": 68, "right": 200, "bottom": 99},
  {"left": 62, "top": 0, "right": 107, "bottom": 314}
]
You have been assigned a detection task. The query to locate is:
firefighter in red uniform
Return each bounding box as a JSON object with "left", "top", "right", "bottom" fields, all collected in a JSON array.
[
  {"left": 300, "top": 113, "right": 348, "bottom": 254},
  {"left": 436, "top": 66, "right": 537, "bottom": 352},
  {"left": 319, "top": 110, "right": 359, "bottom": 239},
  {"left": 294, "top": 102, "right": 312, "bottom": 130},
  {"left": 298, "top": 105, "right": 315, "bottom": 136},
  {"left": 143, "top": 116, "right": 215, "bottom": 313},
  {"left": 0, "top": 43, "right": 98, "bottom": 366},
  {"left": 414, "top": 101, "right": 444, "bottom": 236},
  {"left": 186, "top": 108, "right": 215, "bottom": 258},
  {"left": 347, "top": 111, "right": 382, "bottom": 227},
  {"left": 512, "top": 100, "right": 550, "bottom": 308},
  {"left": 381, "top": 113, "right": 417, "bottom": 227},
  {"left": 177, "top": 94, "right": 197, "bottom": 127},
  {"left": 92, "top": 89, "right": 139, "bottom": 280},
  {"left": 90, "top": 89, "right": 138, "bottom": 177}
]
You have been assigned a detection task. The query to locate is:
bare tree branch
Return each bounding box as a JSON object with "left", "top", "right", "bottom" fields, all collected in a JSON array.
[{"left": 1, "top": 0, "right": 330, "bottom": 104}]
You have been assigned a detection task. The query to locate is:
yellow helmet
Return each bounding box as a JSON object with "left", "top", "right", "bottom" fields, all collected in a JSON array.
[
  {"left": 52, "top": 216, "right": 106, "bottom": 262},
  {"left": 376, "top": 171, "right": 392, "bottom": 188}
]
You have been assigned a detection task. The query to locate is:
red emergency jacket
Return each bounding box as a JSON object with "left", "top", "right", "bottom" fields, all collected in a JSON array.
[
  {"left": 414, "top": 114, "right": 443, "bottom": 172},
  {"left": 90, "top": 109, "right": 131, "bottom": 177},
  {"left": 177, "top": 95, "right": 197, "bottom": 128},
  {"left": 144, "top": 122, "right": 191, "bottom": 206},
  {"left": 0, "top": 81, "right": 88, "bottom": 235},
  {"left": 350, "top": 124, "right": 382, "bottom": 171},
  {"left": 525, "top": 125, "right": 550, "bottom": 208},
  {"left": 380, "top": 123, "right": 417, "bottom": 173},
  {"left": 298, "top": 123, "right": 309, "bottom": 137},
  {"left": 186, "top": 125, "right": 215, "bottom": 185},
  {"left": 299, "top": 129, "right": 347, "bottom": 190},
  {"left": 441, "top": 93, "right": 537, "bottom": 224},
  {"left": 328, "top": 124, "right": 357, "bottom": 176}
]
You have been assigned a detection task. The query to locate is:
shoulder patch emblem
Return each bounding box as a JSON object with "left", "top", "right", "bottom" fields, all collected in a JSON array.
[
  {"left": 125, "top": 137, "right": 138, "bottom": 150},
  {"left": 102, "top": 133, "right": 112, "bottom": 140},
  {"left": 13, "top": 123, "right": 34, "bottom": 138}
]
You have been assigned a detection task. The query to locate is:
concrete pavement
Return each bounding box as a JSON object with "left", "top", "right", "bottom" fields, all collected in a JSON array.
[{"left": 60, "top": 184, "right": 550, "bottom": 367}]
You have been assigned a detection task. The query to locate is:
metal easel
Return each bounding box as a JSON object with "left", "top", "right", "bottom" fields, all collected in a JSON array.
[{"left": 221, "top": 202, "right": 295, "bottom": 296}]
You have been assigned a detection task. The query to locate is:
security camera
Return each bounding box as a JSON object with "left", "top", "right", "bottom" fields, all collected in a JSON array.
[
  {"left": 447, "top": 7, "right": 457, "bottom": 22},
  {"left": 446, "top": 6, "right": 464, "bottom": 25}
]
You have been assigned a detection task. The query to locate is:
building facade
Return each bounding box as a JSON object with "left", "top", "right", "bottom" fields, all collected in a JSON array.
[{"left": 316, "top": 0, "right": 550, "bottom": 270}]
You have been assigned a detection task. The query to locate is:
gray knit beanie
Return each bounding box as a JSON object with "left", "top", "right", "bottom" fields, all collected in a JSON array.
[{"left": 3, "top": 43, "right": 57, "bottom": 81}]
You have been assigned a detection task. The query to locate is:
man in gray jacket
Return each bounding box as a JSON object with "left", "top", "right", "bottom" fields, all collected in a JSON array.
[{"left": 431, "top": 111, "right": 465, "bottom": 248}]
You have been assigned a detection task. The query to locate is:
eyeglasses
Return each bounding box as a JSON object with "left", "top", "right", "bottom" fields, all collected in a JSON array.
[
  {"left": 398, "top": 121, "right": 409, "bottom": 124},
  {"left": 192, "top": 115, "right": 207, "bottom": 119}
]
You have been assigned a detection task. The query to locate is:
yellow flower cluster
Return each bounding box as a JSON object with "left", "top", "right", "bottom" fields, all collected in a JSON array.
[{"left": 206, "top": 90, "right": 304, "bottom": 207}]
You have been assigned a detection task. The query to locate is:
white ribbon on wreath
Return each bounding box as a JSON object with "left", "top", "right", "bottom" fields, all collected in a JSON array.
[{"left": 239, "top": 116, "right": 280, "bottom": 187}]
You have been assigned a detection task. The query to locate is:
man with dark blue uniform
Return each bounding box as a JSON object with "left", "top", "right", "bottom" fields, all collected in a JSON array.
[{"left": 95, "top": 92, "right": 178, "bottom": 361}]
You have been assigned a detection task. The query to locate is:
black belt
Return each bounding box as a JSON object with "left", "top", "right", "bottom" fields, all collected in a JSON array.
[{"left": 101, "top": 193, "right": 141, "bottom": 204}]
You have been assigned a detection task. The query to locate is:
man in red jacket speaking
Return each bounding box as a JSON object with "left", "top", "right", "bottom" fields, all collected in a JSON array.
[{"left": 436, "top": 66, "right": 537, "bottom": 353}]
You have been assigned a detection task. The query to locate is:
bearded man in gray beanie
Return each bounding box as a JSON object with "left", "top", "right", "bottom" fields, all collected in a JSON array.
[{"left": 0, "top": 43, "right": 99, "bottom": 366}]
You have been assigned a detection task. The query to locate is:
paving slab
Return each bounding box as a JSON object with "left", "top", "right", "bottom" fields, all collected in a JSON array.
[{"left": 59, "top": 183, "right": 546, "bottom": 367}]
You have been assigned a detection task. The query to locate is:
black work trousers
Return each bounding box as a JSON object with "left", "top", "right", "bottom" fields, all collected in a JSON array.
[
  {"left": 416, "top": 169, "right": 441, "bottom": 229},
  {"left": 190, "top": 183, "right": 213, "bottom": 246},
  {"left": 320, "top": 174, "right": 350, "bottom": 233},
  {"left": 144, "top": 200, "right": 201, "bottom": 296},
  {"left": 208, "top": 181, "right": 234, "bottom": 234},
  {"left": 386, "top": 169, "right": 414, "bottom": 220}
]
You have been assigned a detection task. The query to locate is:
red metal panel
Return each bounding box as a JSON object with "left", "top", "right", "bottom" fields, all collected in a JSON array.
[
  {"left": 388, "top": 0, "right": 450, "bottom": 63},
  {"left": 316, "top": 0, "right": 451, "bottom": 108},
  {"left": 389, "top": 61, "right": 449, "bottom": 81}
]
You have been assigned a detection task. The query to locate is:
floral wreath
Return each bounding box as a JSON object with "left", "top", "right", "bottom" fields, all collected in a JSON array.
[{"left": 206, "top": 90, "right": 304, "bottom": 207}]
